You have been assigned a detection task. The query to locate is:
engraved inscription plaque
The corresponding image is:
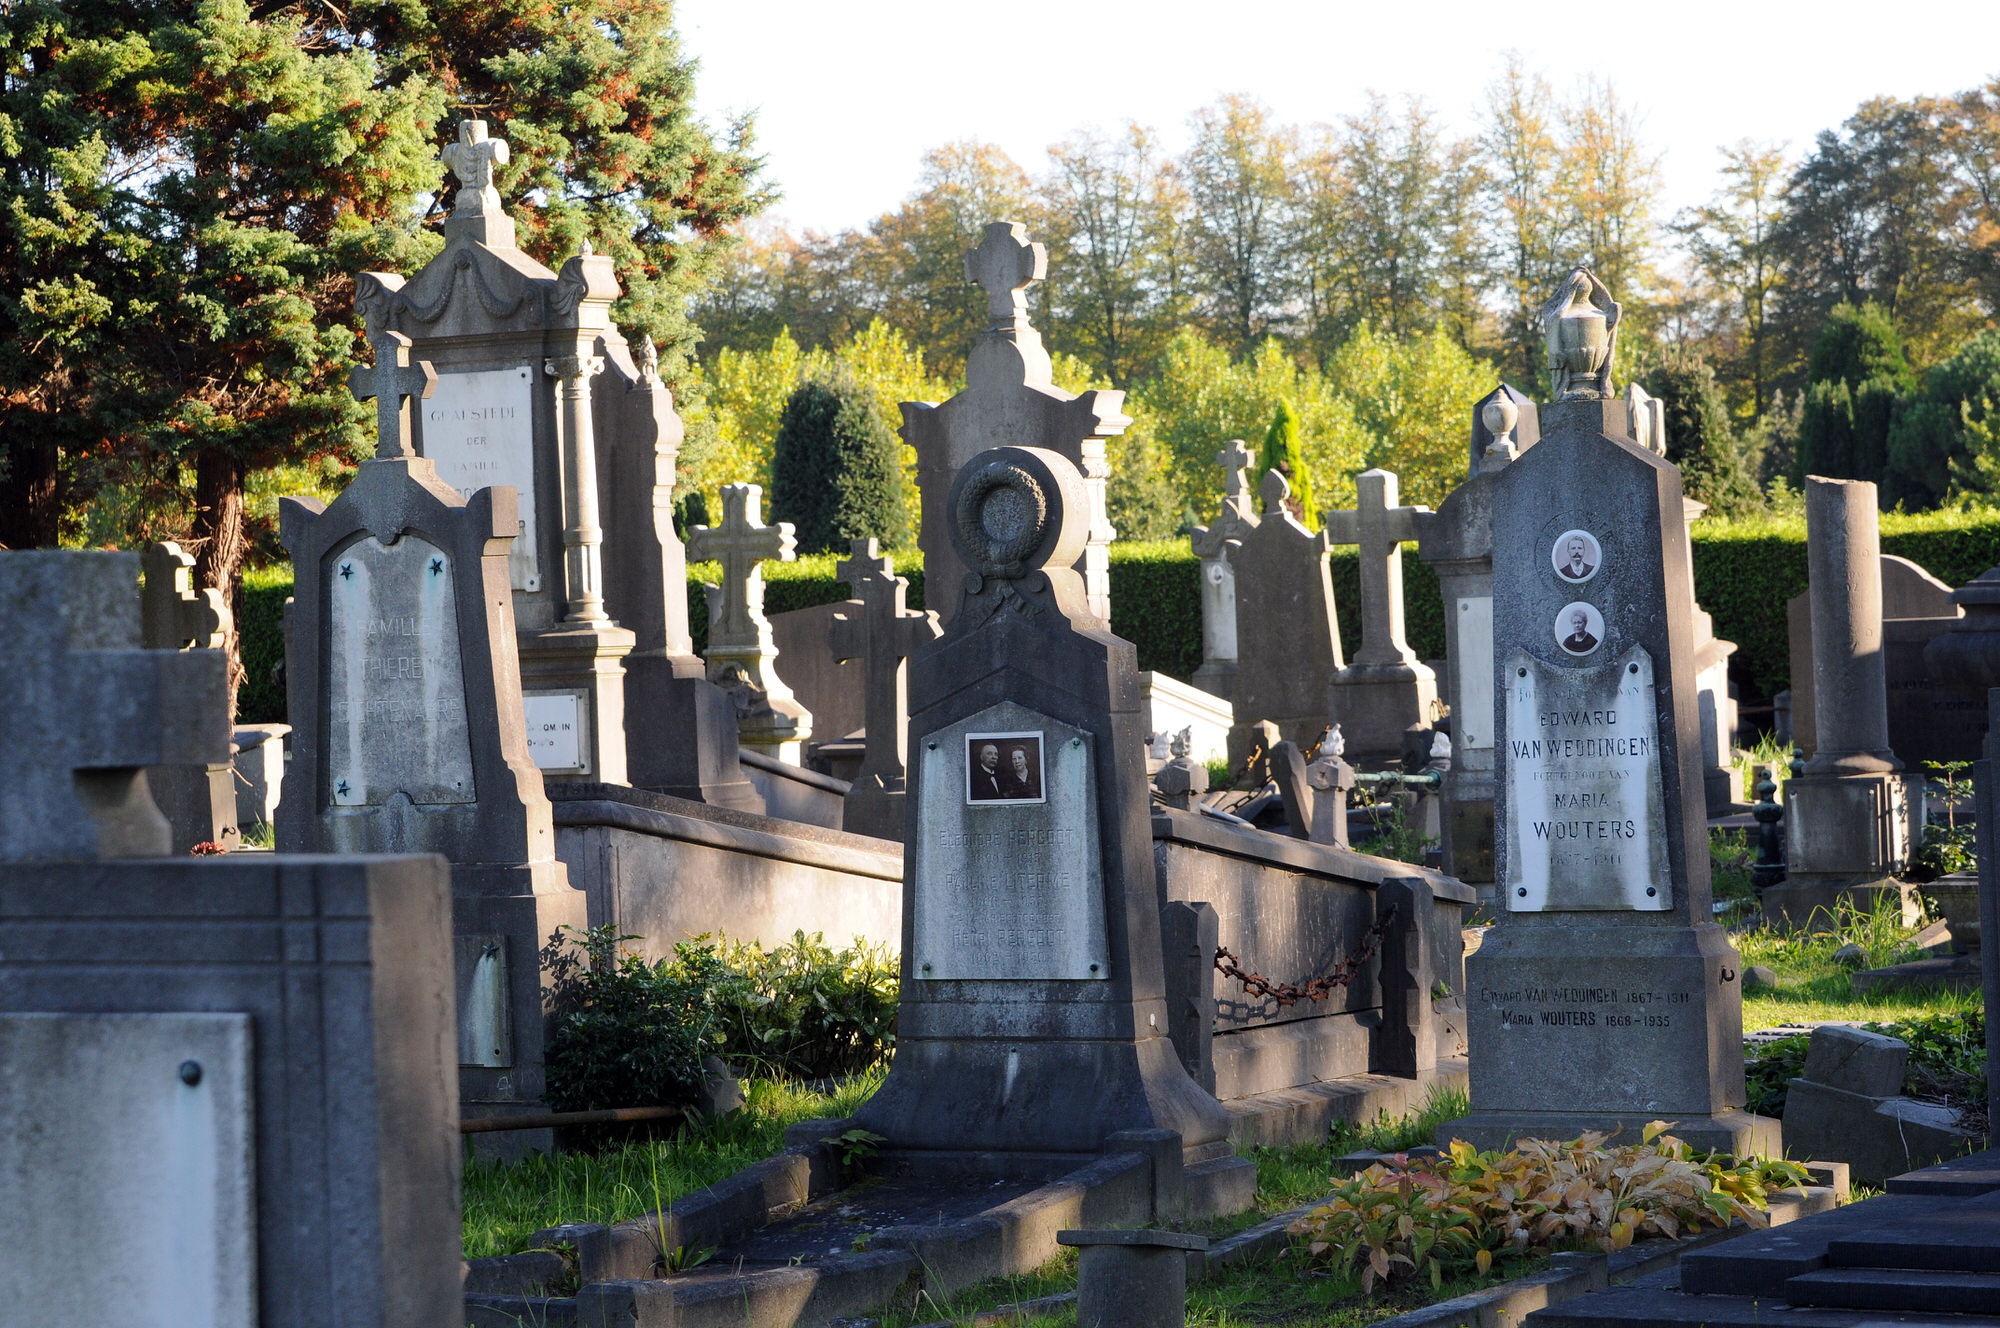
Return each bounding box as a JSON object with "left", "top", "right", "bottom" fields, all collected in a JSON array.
[
  {"left": 326, "top": 535, "right": 476, "bottom": 806},
  {"left": 1503, "top": 644, "right": 1670, "bottom": 911},
  {"left": 421, "top": 366, "right": 539, "bottom": 591},
  {"left": 523, "top": 690, "right": 586, "bottom": 774},
  {"left": 912, "top": 703, "right": 1108, "bottom": 980}
]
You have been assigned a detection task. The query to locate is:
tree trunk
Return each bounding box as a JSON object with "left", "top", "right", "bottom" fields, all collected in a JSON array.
[
  {"left": 192, "top": 449, "right": 248, "bottom": 721},
  {"left": 0, "top": 425, "right": 63, "bottom": 549}
]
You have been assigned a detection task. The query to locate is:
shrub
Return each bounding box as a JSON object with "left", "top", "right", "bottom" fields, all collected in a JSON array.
[
  {"left": 1261, "top": 398, "right": 1315, "bottom": 529},
  {"left": 1646, "top": 352, "right": 1760, "bottom": 518},
  {"left": 1292, "top": 1125, "right": 1808, "bottom": 1292},
  {"left": 707, "top": 930, "right": 898, "bottom": 1081},
  {"left": 541, "top": 926, "right": 727, "bottom": 1114},
  {"left": 769, "top": 372, "right": 909, "bottom": 555}
]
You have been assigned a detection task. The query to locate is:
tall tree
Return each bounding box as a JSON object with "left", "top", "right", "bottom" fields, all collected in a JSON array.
[
  {"left": 1480, "top": 55, "right": 1566, "bottom": 386},
  {"left": 1675, "top": 141, "right": 1790, "bottom": 415},
  {"left": 1180, "top": 95, "right": 1296, "bottom": 353},
  {"left": 768, "top": 371, "right": 907, "bottom": 554},
  {"left": 1039, "top": 124, "right": 1177, "bottom": 389},
  {"left": 1644, "top": 352, "right": 1760, "bottom": 516},
  {"left": 1555, "top": 76, "right": 1661, "bottom": 307},
  {"left": 1260, "top": 398, "right": 1313, "bottom": 528}
]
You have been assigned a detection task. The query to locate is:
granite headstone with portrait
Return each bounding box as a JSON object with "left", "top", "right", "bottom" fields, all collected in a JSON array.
[
  {"left": 852, "top": 445, "right": 1233, "bottom": 1158},
  {"left": 1438, "top": 268, "right": 1777, "bottom": 1157}
]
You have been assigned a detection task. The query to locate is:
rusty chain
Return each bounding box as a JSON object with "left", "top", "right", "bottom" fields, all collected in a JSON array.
[{"left": 1213, "top": 903, "right": 1399, "bottom": 1008}]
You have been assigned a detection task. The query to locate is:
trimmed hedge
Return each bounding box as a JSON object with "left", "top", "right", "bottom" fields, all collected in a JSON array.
[{"left": 230, "top": 511, "right": 2000, "bottom": 726}]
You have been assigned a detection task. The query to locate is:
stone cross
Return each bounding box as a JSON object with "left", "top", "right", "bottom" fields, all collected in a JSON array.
[
  {"left": 1218, "top": 438, "right": 1255, "bottom": 501},
  {"left": 830, "top": 538, "right": 942, "bottom": 838},
  {"left": 348, "top": 328, "right": 436, "bottom": 460},
  {"left": 140, "top": 542, "right": 230, "bottom": 651},
  {"left": 687, "top": 483, "right": 810, "bottom": 758},
  {"left": 440, "top": 119, "right": 510, "bottom": 217},
  {"left": 1323, "top": 468, "right": 1431, "bottom": 667},
  {"left": 966, "top": 221, "right": 1048, "bottom": 325}
]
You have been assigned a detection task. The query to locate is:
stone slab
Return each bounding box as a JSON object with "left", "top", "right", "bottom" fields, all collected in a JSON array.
[
  {"left": 1781, "top": 1079, "right": 1976, "bottom": 1186},
  {"left": 420, "top": 363, "right": 541, "bottom": 591},
  {"left": 0, "top": 1012, "right": 255, "bottom": 1327},
  {"left": 1677, "top": 1193, "right": 1947, "bottom": 1296},
  {"left": 1800, "top": 1024, "right": 1908, "bottom": 1097},
  {"left": 1786, "top": 1266, "right": 2000, "bottom": 1313},
  {"left": 1851, "top": 954, "right": 1986, "bottom": 995},
  {"left": 1888, "top": 1147, "right": 2000, "bottom": 1196},
  {"left": 1826, "top": 1210, "right": 2000, "bottom": 1272},
  {"left": 1523, "top": 1266, "right": 2000, "bottom": 1326}
]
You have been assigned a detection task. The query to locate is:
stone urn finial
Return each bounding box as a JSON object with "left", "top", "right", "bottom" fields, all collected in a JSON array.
[{"left": 1541, "top": 267, "right": 1622, "bottom": 401}]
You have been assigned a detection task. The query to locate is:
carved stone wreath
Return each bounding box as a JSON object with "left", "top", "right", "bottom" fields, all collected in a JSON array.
[{"left": 954, "top": 459, "right": 1049, "bottom": 579}]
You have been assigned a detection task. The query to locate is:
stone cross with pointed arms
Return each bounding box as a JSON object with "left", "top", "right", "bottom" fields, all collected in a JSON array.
[
  {"left": 1218, "top": 438, "right": 1255, "bottom": 502},
  {"left": 831, "top": 539, "right": 942, "bottom": 793},
  {"left": 441, "top": 120, "right": 510, "bottom": 217},
  {"left": 966, "top": 222, "right": 1047, "bottom": 327},
  {"left": 349, "top": 328, "right": 436, "bottom": 459},
  {"left": 1324, "top": 469, "right": 1431, "bottom": 667},
  {"left": 686, "top": 483, "right": 812, "bottom": 758}
]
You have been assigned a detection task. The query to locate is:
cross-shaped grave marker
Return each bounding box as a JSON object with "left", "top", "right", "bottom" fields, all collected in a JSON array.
[
  {"left": 440, "top": 119, "right": 510, "bottom": 217},
  {"left": 140, "top": 541, "right": 231, "bottom": 651},
  {"left": 965, "top": 220, "right": 1048, "bottom": 326},
  {"left": 1323, "top": 468, "right": 1432, "bottom": 667},
  {"left": 830, "top": 539, "right": 942, "bottom": 798},
  {"left": 348, "top": 328, "right": 437, "bottom": 460},
  {"left": 1218, "top": 438, "right": 1255, "bottom": 502},
  {"left": 687, "top": 483, "right": 810, "bottom": 756}
]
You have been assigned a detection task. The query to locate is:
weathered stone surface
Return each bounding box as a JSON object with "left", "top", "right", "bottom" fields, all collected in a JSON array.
[
  {"left": 688, "top": 483, "right": 812, "bottom": 762},
  {"left": 1782, "top": 1079, "right": 1976, "bottom": 1186},
  {"left": 1190, "top": 439, "right": 1258, "bottom": 702},
  {"left": 1799, "top": 1025, "right": 1908, "bottom": 1098}
]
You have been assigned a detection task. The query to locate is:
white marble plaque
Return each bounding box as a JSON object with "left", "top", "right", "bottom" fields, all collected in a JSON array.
[
  {"left": 912, "top": 702, "right": 1108, "bottom": 980},
  {"left": 0, "top": 1013, "right": 255, "bottom": 1327},
  {"left": 421, "top": 366, "right": 540, "bottom": 592},
  {"left": 326, "top": 535, "right": 476, "bottom": 806},
  {"left": 1456, "top": 596, "right": 1493, "bottom": 750},
  {"left": 524, "top": 690, "right": 586, "bottom": 773},
  {"left": 1503, "top": 644, "right": 1671, "bottom": 912}
]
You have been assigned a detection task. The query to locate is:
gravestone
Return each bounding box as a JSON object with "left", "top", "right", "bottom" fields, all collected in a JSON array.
[
  {"left": 1679, "top": 500, "right": 1744, "bottom": 814},
  {"left": 1222, "top": 470, "right": 1344, "bottom": 768},
  {"left": 1416, "top": 384, "right": 1540, "bottom": 889},
  {"left": 357, "top": 118, "right": 636, "bottom": 786},
  {"left": 1771, "top": 478, "right": 1922, "bottom": 926},
  {"left": 903, "top": 221, "right": 1129, "bottom": 626},
  {"left": 829, "top": 538, "right": 941, "bottom": 841},
  {"left": 139, "top": 541, "right": 240, "bottom": 852},
  {"left": 1441, "top": 267, "right": 1776, "bottom": 1157},
  {"left": 1324, "top": 469, "right": 1439, "bottom": 766},
  {"left": 1190, "top": 438, "right": 1259, "bottom": 702},
  {"left": 687, "top": 483, "right": 813, "bottom": 763},
  {"left": 1623, "top": 381, "right": 1666, "bottom": 455},
  {"left": 852, "top": 444, "right": 1235, "bottom": 1158},
  {"left": 278, "top": 325, "right": 586, "bottom": 1117},
  {"left": 0, "top": 550, "right": 462, "bottom": 1328}
]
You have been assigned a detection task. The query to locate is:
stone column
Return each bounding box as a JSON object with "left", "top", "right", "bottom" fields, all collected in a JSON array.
[
  {"left": 547, "top": 353, "right": 609, "bottom": 623},
  {"left": 1804, "top": 477, "right": 1899, "bottom": 776}
]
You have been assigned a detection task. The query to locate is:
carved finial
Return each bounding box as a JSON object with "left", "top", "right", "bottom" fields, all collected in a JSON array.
[
  {"left": 440, "top": 120, "right": 510, "bottom": 219},
  {"left": 1481, "top": 395, "right": 1519, "bottom": 443},
  {"left": 1258, "top": 468, "right": 1290, "bottom": 517},
  {"left": 1541, "top": 267, "right": 1621, "bottom": 401},
  {"left": 965, "top": 221, "right": 1048, "bottom": 326},
  {"left": 638, "top": 334, "right": 661, "bottom": 383},
  {"left": 348, "top": 328, "right": 437, "bottom": 460},
  {"left": 1217, "top": 439, "right": 1254, "bottom": 499}
]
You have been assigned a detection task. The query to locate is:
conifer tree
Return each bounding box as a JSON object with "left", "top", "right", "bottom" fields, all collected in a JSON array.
[
  {"left": 769, "top": 374, "right": 908, "bottom": 554},
  {"left": 1260, "top": 398, "right": 1315, "bottom": 528},
  {"left": 1644, "top": 353, "right": 1760, "bottom": 517}
]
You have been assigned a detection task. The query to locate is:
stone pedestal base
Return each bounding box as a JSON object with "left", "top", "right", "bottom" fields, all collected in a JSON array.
[
  {"left": 1327, "top": 663, "right": 1437, "bottom": 765},
  {"left": 1192, "top": 659, "right": 1237, "bottom": 705},
  {"left": 454, "top": 859, "right": 589, "bottom": 1111},
  {"left": 147, "top": 759, "right": 239, "bottom": 853},
  {"left": 626, "top": 673, "right": 764, "bottom": 813},
  {"left": 519, "top": 621, "right": 636, "bottom": 785},
  {"left": 1703, "top": 765, "right": 1744, "bottom": 817},
  {"left": 1784, "top": 771, "right": 1918, "bottom": 877},
  {"left": 1437, "top": 1108, "right": 1781, "bottom": 1159},
  {"left": 843, "top": 773, "right": 908, "bottom": 843},
  {"left": 1761, "top": 875, "right": 1919, "bottom": 930}
]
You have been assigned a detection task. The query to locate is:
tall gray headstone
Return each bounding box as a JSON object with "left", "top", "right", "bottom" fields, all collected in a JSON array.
[
  {"left": 903, "top": 221, "right": 1129, "bottom": 626},
  {"left": 1417, "top": 384, "right": 1539, "bottom": 891},
  {"left": 1323, "top": 468, "right": 1439, "bottom": 765},
  {"left": 1222, "top": 470, "right": 1344, "bottom": 768},
  {"left": 1190, "top": 439, "right": 1259, "bottom": 703},
  {"left": 139, "top": 541, "right": 240, "bottom": 852},
  {"left": 0, "top": 550, "right": 462, "bottom": 1328},
  {"left": 830, "top": 539, "right": 941, "bottom": 841},
  {"left": 1769, "top": 477, "right": 1921, "bottom": 926},
  {"left": 1441, "top": 267, "right": 1777, "bottom": 1157},
  {"left": 357, "top": 118, "right": 635, "bottom": 786},
  {"left": 278, "top": 326, "right": 586, "bottom": 1117},
  {"left": 852, "top": 445, "right": 1234, "bottom": 1157}
]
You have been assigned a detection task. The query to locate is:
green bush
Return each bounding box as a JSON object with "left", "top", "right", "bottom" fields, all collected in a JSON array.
[
  {"left": 541, "top": 926, "right": 727, "bottom": 1114},
  {"left": 237, "top": 565, "right": 293, "bottom": 724},
  {"left": 769, "top": 373, "right": 909, "bottom": 554},
  {"left": 708, "top": 930, "right": 898, "bottom": 1081}
]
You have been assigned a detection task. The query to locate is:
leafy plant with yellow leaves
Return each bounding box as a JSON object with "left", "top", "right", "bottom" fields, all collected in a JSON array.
[{"left": 1290, "top": 1123, "right": 1810, "bottom": 1293}]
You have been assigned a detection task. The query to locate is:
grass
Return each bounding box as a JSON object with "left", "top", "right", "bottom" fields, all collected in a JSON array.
[
  {"left": 1734, "top": 891, "right": 1985, "bottom": 1030},
  {"left": 461, "top": 1070, "right": 881, "bottom": 1258}
]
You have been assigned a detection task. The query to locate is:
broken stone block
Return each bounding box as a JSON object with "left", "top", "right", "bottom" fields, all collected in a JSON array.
[{"left": 1800, "top": 1025, "right": 1908, "bottom": 1097}]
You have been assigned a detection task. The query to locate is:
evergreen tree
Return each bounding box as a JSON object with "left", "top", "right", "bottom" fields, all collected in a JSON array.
[
  {"left": 1795, "top": 301, "right": 1911, "bottom": 493},
  {"left": 769, "top": 373, "right": 907, "bottom": 554},
  {"left": 1903, "top": 329, "right": 2000, "bottom": 500},
  {"left": 1260, "top": 398, "right": 1315, "bottom": 527},
  {"left": 1644, "top": 353, "right": 1760, "bottom": 517}
]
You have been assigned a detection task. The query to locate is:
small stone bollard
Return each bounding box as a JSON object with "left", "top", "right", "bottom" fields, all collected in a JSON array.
[
  {"left": 1751, "top": 763, "right": 1786, "bottom": 889},
  {"left": 1058, "top": 1228, "right": 1207, "bottom": 1328}
]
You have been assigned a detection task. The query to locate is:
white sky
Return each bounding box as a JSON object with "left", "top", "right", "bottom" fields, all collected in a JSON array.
[{"left": 678, "top": 0, "right": 1999, "bottom": 244}]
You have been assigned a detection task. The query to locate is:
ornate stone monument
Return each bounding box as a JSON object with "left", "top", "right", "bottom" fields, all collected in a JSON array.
[
  {"left": 830, "top": 539, "right": 941, "bottom": 841},
  {"left": 1416, "top": 385, "right": 1539, "bottom": 890},
  {"left": 687, "top": 483, "right": 812, "bottom": 763},
  {"left": 1440, "top": 267, "right": 1777, "bottom": 1156},
  {"left": 1324, "top": 468, "right": 1440, "bottom": 766},
  {"left": 1190, "top": 439, "right": 1259, "bottom": 703},
  {"left": 278, "top": 326, "right": 586, "bottom": 1118},
  {"left": 357, "top": 118, "right": 644, "bottom": 787},
  {"left": 1222, "top": 471, "right": 1344, "bottom": 768},
  {"left": 902, "top": 221, "right": 1129, "bottom": 626},
  {"left": 852, "top": 445, "right": 1236, "bottom": 1161}
]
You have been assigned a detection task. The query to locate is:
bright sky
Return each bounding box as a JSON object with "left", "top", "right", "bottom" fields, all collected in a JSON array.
[{"left": 678, "top": 0, "right": 1999, "bottom": 246}]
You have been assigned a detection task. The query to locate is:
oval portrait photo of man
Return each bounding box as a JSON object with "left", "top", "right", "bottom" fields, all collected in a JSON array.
[
  {"left": 1555, "top": 602, "right": 1605, "bottom": 657},
  {"left": 1551, "top": 529, "right": 1602, "bottom": 585},
  {"left": 965, "top": 731, "right": 1046, "bottom": 805}
]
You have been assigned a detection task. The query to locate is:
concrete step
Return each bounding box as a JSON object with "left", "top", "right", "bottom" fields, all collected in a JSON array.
[
  {"left": 1826, "top": 1212, "right": 2000, "bottom": 1273},
  {"left": 1785, "top": 1266, "right": 2000, "bottom": 1313},
  {"left": 1186, "top": 1153, "right": 1258, "bottom": 1220}
]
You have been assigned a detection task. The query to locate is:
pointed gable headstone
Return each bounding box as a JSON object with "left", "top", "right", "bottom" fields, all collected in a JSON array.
[
  {"left": 829, "top": 538, "right": 942, "bottom": 841},
  {"left": 688, "top": 483, "right": 812, "bottom": 763},
  {"left": 278, "top": 322, "right": 586, "bottom": 1116},
  {"left": 1190, "top": 439, "right": 1260, "bottom": 702},
  {"left": 903, "top": 221, "right": 1129, "bottom": 626},
  {"left": 1221, "top": 470, "right": 1343, "bottom": 768},
  {"left": 1323, "top": 468, "right": 1440, "bottom": 764}
]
